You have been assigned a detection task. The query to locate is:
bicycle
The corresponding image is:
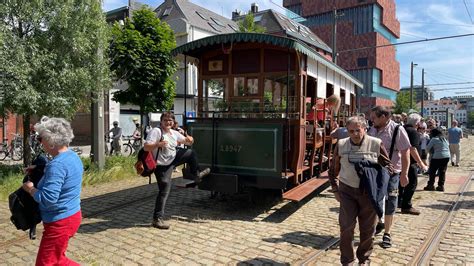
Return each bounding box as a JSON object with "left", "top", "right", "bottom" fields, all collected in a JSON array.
[
  {"left": 122, "top": 136, "right": 142, "bottom": 156},
  {"left": 0, "top": 134, "right": 23, "bottom": 161}
]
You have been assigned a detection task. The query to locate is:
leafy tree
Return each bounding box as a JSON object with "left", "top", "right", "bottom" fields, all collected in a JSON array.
[
  {"left": 394, "top": 91, "right": 417, "bottom": 114},
  {"left": 0, "top": 0, "right": 110, "bottom": 165},
  {"left": 109, "top": 7, "right": 177, "bottom": 126},
  {"left": 238, "top": 13, "right": 266, "bottom": 33},
  {"left": 467, "top": 111, "right": 474, "bottom": 128}
]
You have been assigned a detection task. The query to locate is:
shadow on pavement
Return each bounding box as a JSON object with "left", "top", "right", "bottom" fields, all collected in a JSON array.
[
  {"left": 420, "top": 199, "right": 474, "bottom": 210},
  {"left": 262, "top": 231, "right": 333, "bottom": 248},
  {"left": 77, "top": 179, "right": 320, "bottom": 234},
  {"left": 237, "top": 257, "right": 290, "bottom": 266}
]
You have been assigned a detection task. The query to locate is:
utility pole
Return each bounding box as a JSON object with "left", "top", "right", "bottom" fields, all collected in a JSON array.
[
  {"left": 421, "top": 69, "right": 425, "bottom": 117},
  {"left": 409, "top": 61, "right": 417, "bottom": 109},
  {"left": 332, "top": 9, "right": 344, "bottom": 64}
]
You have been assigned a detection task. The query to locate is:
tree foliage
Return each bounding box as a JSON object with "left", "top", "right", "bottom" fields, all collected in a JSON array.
[
  {"left": 467, "top": 111, "right": 474, "bottom": 128},
  {"left": 394, "top": 91, "right": 417, "bottom": 114},
  {"left": 0, "top": 0, "right": 110, "bottom": 164},
  {"left": 238, "top": 13, "right": 266, "bottom": 33},
  {"left": 108, "top": 7, "right": 177, "bottom": 117}
]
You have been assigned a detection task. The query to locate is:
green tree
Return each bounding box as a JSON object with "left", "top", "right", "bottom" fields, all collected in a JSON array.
[
  {"left": 109, "top": 7, "right": 177, "bottom": 125},
  {"left": 467, "top": 111, "right": 474, "bottom": 128},
  {"left": 394, "top": 91, "right": 417, "bottom": 114},
  {"left": 238, "top": 13, "right": 266, "bottom": 33},
  {"left": 0, "top": 0, "right": 110, "bottom": 165}
]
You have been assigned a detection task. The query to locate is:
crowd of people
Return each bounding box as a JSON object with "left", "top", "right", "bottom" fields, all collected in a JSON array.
[{"left": 329, "top": 106, "right": 464, "bottom": 265}]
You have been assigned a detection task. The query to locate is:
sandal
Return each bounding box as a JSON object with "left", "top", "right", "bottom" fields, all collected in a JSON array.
[{"left": 381, "top": 233, "right": 392, "bottom": 249}]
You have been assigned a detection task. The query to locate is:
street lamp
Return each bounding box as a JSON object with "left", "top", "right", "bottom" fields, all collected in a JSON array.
[{"left": 410, "top": 61, "right": 418, "bottom": 109}]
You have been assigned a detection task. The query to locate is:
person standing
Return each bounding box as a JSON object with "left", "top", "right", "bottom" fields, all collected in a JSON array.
[
  {"left": 447, "top": 120, "right": 463, "bottom": 167},
  {"left": 424, "top": 128, "right": 450, "bottom": 191},
  {"left": 22, "top": 117, "right": 83, "bottom": 265},
  {"left": 108, "top": 121, "right": 122, "bottom": 155},
  {"left": 144, "top": 112, "right": 210, "bottom": 230},
  {"left": 329, "top": 116, "right": 393, "bottom": 265},
  {"left": 418, "top": 122, "right": 430, "bottom": 169},
  {"left": 399, "top": 114, "right": 428, "bottom": 215},
  {"left": 368, "top": 106, "right": 411, "bottom": 248}
]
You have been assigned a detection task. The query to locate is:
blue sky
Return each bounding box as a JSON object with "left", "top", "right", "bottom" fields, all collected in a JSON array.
[{"left": 103, "top": 0, "right": 474, "bottom": 99}]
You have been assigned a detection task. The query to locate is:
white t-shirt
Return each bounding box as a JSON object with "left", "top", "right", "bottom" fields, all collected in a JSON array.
[{"left": 145, "top": 127, "right": 186, "bottom": 166}]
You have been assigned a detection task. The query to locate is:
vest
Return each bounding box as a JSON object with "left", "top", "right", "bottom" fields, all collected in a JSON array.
[{"left": 338, "top": 136, "right": 381, "bottom": 188}]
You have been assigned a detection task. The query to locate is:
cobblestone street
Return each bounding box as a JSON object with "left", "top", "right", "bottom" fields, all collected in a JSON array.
[{"left": 1, "top": 137, "right": 473, "bottom": 265}]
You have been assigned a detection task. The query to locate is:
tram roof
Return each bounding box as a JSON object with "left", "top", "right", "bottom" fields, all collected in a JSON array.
[{"left": 172, "top": 33, "right": 363, "bottom": 88}]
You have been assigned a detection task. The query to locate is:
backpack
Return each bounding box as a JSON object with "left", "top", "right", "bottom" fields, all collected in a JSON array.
[
  {"left": 134, "top": 128, "right": 163, "bottom": 183},
  {"left": 9, "top": 155, "right": 48, "bottom": 239}
]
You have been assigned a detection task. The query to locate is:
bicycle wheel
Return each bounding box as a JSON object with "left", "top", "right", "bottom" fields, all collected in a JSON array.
[
  {"left": 12, "top": 145, "right": 23, "bottom": 161},
  {"left": 122, "top": 144, "right": 133, "bottom": 156},
  {"left": 0, "top": 150, "right": 7, "bottom": 160}
]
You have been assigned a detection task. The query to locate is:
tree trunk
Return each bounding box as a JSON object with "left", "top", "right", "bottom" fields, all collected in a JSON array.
[{"left": 23, "top": 114, "right": 31, "bottom": 167}]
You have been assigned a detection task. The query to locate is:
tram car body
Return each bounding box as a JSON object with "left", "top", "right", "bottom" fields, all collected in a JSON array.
[{"left": 173, "top": 33, "right": 363, "bottom": 199}]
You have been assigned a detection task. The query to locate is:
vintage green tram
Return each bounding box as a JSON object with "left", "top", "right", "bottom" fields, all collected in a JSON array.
[{"left": 173, "top": 33, "right": 363, "bottom": 200}]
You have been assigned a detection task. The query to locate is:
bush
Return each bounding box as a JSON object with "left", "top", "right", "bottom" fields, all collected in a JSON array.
[{"left": 0, "top": 156, "right": 138, "bottom": 201}]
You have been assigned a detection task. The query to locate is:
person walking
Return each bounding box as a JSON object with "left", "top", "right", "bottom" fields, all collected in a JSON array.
[
  {"left": 22, "top": 116, "right": 83, "bottom": 265},
  {"left": 399, "top": 113, "right": 428, "bottom": 215},
  {"left": 108, "top": 121, "right": 122, "bottom": 155},
  {"left": 424, "top": 128, "right": 450, "bottom": 192},
  {"left": 144, "top": 112, "right": 210, "bottom": 230},
  {"left": 368, "top": 106, "right": 411, "bottom": 249},
  {"left": 329, "top": 116, "right": 393, "bottom": 265},
  {"left": 447, "top": 120, "right": 463, "bottom": 167}
]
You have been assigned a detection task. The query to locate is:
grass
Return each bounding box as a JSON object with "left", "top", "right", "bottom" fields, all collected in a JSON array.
[{"left": 0, "top": 156, "right": 138, "bottom": 201}]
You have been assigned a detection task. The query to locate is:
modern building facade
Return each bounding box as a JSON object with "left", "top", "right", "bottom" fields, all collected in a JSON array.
[
  {"left": 283, "top": 0, "right": 400, "bottom": 113},
  {"left": 400, "top": 85, "right": 435, "bottom": 103}
]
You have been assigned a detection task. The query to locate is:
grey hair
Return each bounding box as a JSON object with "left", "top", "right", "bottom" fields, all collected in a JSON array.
[
  {"left": 406, "top": 113, "right": 421, "bottom": 126},
  {"left": 34, "top": 116, "right": 74, "bottom": 147},
  {"left": 346, "top": 116, "right": 367, "bottom": 128}
]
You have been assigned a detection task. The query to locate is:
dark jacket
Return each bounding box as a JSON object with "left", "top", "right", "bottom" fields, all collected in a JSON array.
[
  {"left": 353, "top": 160, "right": 390, "bottom": 218},
  {"left": 9, "top": 155, "right": 48, "bottom": 239}
]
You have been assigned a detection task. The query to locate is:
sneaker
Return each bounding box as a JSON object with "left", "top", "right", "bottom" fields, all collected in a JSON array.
[
  {"left": 375, "top": 222, "right": 384, "bottom": 235},
  {"left": 151, "top": 218, "right": 170, "bottom": 230},
  {"left": 401, "top": 207, "right": 421, "bottom": 215},
  {"left": 451, "top": 162, "right": 455, "bottom": 166},
  {"left": 193, "top": 168, "right": 211, "bottom": 184},
  {"left": 424, "top": 186, "right": 435, "bottom": 191},
  {"left": 436, "top": 186, "right": 445, "bottom": 192},
  {"left": 455, "top": 164, "right": 460, "bottom": 167},
  {"left": 381, "top": 233, "right": 392, "bottom": 249}
]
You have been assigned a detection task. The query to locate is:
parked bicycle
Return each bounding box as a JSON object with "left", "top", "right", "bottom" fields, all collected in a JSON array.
[
  {"left": 122, "top": 136, "right": 142, "bottom": 156},
  {"left": 0, "top": 134, "right": 23, "bottom": 161}
]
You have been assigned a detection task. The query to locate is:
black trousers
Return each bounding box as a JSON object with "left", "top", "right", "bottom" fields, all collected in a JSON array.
[
  {"left": 428, "top": 158, "right": 449, "bottom": 188},
  {"left": 398, "top": 163, "right": 418, "bottom": 209},
  {"left": 153, "top": 148, "right": 200, "bottom": 220}
]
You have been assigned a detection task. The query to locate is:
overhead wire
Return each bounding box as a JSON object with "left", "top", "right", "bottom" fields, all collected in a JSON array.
[{"left": 463, "top": 0, "right": 474, "bottom": 24}]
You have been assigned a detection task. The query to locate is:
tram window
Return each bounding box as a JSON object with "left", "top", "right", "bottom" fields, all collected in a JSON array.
[
  {"left": 264, "top": 75, "right": 295, "bottom": 112},
  {"left": 203, "top": 78, "right": 228, "bottom": 112},
  {"left": 233, "top": 77, "right": 259, "bottom": 96}
]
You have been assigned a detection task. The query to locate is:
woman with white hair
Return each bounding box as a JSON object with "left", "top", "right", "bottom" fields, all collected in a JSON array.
[{"left": 22, "top": 116, "right": 83, "bottom": 265}]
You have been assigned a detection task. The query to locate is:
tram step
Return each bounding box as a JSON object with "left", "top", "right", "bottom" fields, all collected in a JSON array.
[
  {"left": 174, "top": 177, "right": 197, "bottom": 188},
  {"left": 282, "top": 173, "right": 329, "bottom": 202}
]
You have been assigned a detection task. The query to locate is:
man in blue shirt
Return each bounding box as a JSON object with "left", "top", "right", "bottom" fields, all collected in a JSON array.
[{"left": 447, "top": 120, "right": 463, "bottom": 167}]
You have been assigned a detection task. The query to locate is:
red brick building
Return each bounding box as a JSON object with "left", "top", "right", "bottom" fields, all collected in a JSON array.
[{"left": 283, "top": 0, "right": 400, "bottom": 113}]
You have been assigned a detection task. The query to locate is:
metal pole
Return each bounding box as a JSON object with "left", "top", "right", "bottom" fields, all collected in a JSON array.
[
  {"left": 184, "top": 55, "right": 187, "bottom": 126},
  {"left": 421, "top": 69, "right": 425, "bottom": 117},
  {"left": 332, "top": 9, "right": 337, "bottom": 64},
  {"left": 410, "top": 61, "right": 414, "bottom": 109}
]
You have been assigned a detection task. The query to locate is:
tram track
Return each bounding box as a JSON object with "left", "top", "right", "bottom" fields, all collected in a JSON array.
[{"left": 410, "top": 172, "right": 472, "bottom": 265}]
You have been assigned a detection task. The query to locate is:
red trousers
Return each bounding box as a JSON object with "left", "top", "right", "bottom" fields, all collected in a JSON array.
[{"left": 36, "top": 210, "right": 82, "bottom": 266}]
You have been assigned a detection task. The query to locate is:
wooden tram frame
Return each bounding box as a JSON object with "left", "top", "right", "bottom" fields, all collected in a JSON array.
[{"left": 173, "top": 33, "right": 363, "bottom": 200}]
